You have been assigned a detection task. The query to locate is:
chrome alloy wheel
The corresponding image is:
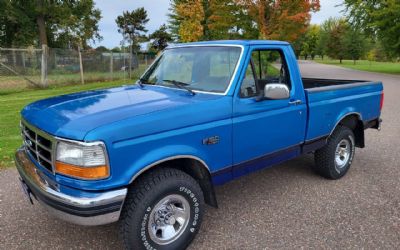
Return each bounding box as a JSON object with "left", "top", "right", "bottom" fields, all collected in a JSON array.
[
  {"left": 148, "top": 194, "right": 190, "bottom": 245},
  {"left": 335, "top": 139, "right": 351, "bottom": 171}
]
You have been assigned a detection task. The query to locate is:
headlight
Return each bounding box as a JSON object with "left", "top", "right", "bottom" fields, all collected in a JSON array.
[{"left": 55, "top": 140, "right": 109, "bottom": 180}]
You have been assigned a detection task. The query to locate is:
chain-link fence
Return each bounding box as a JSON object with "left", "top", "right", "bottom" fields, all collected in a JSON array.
[{"left": 0, "top": 46, "right": 156, "bottom": 90}]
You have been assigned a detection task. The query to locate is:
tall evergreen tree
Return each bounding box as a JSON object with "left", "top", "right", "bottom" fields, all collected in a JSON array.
[
  {"left": 149, "top": 24, "right": 173, "bottom": 51},
  {"left": 115, "top": 7, "right": 149, "bottom": 52}
]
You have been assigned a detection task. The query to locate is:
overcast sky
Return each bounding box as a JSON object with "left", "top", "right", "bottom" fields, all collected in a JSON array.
[{"left": 93, "top": 0, "right": 345, "bottom": 48}]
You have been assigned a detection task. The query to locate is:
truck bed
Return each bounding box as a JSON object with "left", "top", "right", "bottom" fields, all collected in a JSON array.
[
  {"left": 302, "top": 78, "right": 368, "bottom": 90},
  {"left": 303, "top": 78, "right": 383, "bottom": 142}
]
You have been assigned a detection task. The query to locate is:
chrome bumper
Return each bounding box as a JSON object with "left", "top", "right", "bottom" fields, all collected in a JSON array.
[{"left": 15, "top": 148, "right": 127, "bottom": 226}]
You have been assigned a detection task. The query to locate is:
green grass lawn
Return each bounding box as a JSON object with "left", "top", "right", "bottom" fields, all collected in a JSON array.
[
  {"left": 315, "top": 59, "right": 400, "bottom": 74},
  {"left": 0, "top": 79, "right": 130, "bottom": 168},
  {"left": 0, "top": 64, "right": 148, "bottom": 90}
]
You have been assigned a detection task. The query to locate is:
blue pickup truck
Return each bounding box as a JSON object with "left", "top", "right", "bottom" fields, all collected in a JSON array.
[{"left": 16, "top": 40, "right": 383, "bottom": 249}]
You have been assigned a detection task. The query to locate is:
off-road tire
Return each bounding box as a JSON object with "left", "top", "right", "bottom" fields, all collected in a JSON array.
[
  {"left": 313, "top": 126, "right": 355, "bottom": 179},
  {"left": 120, "top": 168, "right": 204, "bottom": 250}
]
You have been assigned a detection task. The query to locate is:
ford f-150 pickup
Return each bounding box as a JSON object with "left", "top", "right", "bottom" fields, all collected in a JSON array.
[{"left": 15, "top": 40, "right": 383, "bottom": 249}]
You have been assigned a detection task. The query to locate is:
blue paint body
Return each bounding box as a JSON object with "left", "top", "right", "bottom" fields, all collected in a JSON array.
[{"left": 20, "top": 40, "right": 383, "bottom": 193}]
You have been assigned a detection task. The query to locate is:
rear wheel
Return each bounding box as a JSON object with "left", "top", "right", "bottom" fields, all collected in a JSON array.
[
  {"left": 120, "top": 168, "right": 204, "bottom": 250},
  {"left": 313, "top": 126, "right": 355, "bottom": 179}
]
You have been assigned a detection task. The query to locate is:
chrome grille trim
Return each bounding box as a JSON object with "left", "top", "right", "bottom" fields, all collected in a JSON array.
[{"left": 20, "top": 119, "right": 56, "bottom": 174}]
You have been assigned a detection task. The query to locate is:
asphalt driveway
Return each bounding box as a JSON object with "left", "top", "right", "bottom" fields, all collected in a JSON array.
[{"left": 1, "top": 61, "right": 399, "bottom": 249}]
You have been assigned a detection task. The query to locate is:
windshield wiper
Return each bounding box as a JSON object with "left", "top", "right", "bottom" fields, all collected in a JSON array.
[{"left": 163, "top": 79, "right": 196, "bottom": 95}]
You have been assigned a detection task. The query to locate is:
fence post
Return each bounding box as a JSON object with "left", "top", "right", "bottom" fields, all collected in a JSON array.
[
  {"left": 40, "top": 44, "right": 48, "bottom": 87},
  {"left": 129, "top": 45, "right": 132, "bottom": 79},
  {"left": 78, "top": 45, "right": 84, "bottom": 84},
  {"left": 110, "top": 52, "right": 113, "bottom": 81}
]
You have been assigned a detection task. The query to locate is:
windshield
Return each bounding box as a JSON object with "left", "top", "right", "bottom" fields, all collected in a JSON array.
[{"left": 141, "top": 46, "right": 242, "bottom": 93}]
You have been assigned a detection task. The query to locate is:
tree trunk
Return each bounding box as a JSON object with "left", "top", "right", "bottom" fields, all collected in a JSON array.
[
  {"left": 36, "top": 15, "right": 47, "bottom": 46},
  {"left": 340, "top": 58, "right": 342, "bottom": 64}
]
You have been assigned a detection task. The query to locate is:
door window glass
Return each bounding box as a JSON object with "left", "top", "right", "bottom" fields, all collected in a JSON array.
[
  {"left": 240, "top": 49, "right": 291, "bottom": 98},
  {"left": 240, "top": 61, "right": 257, "bottom": 98}
]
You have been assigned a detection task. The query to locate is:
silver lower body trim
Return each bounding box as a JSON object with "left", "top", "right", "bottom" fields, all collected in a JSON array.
[{"left": 15, "top": 147, "right": 127, "bottom": 226}]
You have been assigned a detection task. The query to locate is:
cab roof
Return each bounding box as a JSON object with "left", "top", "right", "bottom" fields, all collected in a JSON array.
[{"left": 168, "top": 40, "right": 290, "bottom": 48}]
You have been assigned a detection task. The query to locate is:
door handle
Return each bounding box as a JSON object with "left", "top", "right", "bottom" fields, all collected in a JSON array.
[{"left": 289, "top": 100, "right": 302, "bottom": 105}]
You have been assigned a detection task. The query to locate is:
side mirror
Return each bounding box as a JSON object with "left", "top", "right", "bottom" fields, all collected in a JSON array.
[{"left": 264, "top": 84, "right": 290, "bottom": 100}]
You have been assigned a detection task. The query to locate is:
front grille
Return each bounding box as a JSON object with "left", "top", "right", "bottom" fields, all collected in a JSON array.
[{"left": 21, "top": 121, "right": 54, "bottom": 173}]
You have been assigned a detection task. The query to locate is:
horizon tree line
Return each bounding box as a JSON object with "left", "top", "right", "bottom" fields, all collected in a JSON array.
[{"left": 1, "top": 0, "right": 399, "bottom": 61}]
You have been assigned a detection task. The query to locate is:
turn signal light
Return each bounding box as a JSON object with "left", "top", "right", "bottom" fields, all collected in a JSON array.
[{"left": 55, "top": 161, "right": 109, "bottom": 180}]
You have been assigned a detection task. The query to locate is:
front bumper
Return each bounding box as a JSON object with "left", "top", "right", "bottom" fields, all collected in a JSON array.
[{"left": 15, "top": 148, "right": 127, "bottom": 226}]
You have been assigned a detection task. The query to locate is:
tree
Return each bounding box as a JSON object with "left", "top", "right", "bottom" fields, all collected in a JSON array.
[
  {"left": 0, "top": 0, "right": 37, "bottom": 47},
  {"left": 323, "top": 18, "right": 348, "bottom": 63},
  {"left": 95, "top": 46, "right": 109, "bottom": 52},
  {"left": 343, "top": 26, "right": 367, "bottom": 64},
  {"left": 367, "top": 48, "right": 377, "bottom": 65},
  {"left": 316, "top": 24, "right": 329, "bottom": 60},
  {"left": 344, "top": 0, "right": 400, "bottom": 57},
  {"left": 116, "top": 7, "right": 149, "bottom": 52},
  {"left": 168, "top": 0, "right": 186, "bottom": 41},
  {"left": 168, "top": 0, "right": 246, "bottom": 42},
  {"left": 0, "top": 0, "right": 102, "bottom": 48},
  {"left": 301, "top": 24, "right": 320, "bottom": 60},
  {"left": 149, "top": 24, "right": 173, "bottom": 51},
  {"left": 236, "top": 0, "right": 320, "bottom": 42},
  {"left": 207, "top": 0, "right": 242, "bottom": 40},
  {"left": 171, "top": 0, "right": 205, "bottom": 42},
  {"left": 111, "top": 47, "right": 122, "bottom": 53}
]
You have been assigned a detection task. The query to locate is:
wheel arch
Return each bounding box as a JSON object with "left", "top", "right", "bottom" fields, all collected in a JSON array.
[
  {"left": 129, "top": 155, "right": 218, "bottom": 208},
  {"left": 329, "top": 112, "right": 365, "bottom": 148}
]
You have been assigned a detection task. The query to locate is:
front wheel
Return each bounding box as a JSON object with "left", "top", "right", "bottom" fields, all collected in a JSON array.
[
  {"left": 120, "top": 168, "right": 204, "bottom": 250},
  {"left": 313, "top": 126, "right": 356, "bottom": 179}
]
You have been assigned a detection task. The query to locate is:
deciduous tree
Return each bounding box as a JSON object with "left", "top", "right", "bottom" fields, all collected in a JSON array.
[
  {"left": 169, "top": 0, "right": 246, "bottom": 42},
  {"left": 324, "top": 18, "right": 348, "bottom": 63},
  {"left": 95, "top": 46, "right": 109, "bottom": 52},
  {"left": 343, "top": 26, "right": 367, "bottom": 64},
  {"left": 316, "top": 24, "right": 329, "bottom": 60},
  {"left": 301, "top": 24, "right": 320, "bottom": 59},
  {"left": 0, "top": 0, "right": 102, "bottom": 48},
  {"left": 344, "top": 0, "right": 400, "bottom": 57},
  {"left": 237, "top": 0, "right": 320, "bottom": 42}
]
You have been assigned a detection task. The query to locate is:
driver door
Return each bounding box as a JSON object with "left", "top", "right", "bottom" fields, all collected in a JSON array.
[{"left": 232, "top": 47, "right": 307, "bottom": 177}]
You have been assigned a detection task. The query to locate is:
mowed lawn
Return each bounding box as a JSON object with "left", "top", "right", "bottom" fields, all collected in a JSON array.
[
  {"left": 315, "top": 59, "right": 400, "bottom": 74},
  {"left": 0, "top": 80, "right": 128, "bottom": 168}
]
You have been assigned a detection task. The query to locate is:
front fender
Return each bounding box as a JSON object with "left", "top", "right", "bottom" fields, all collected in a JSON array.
[{"left": 125, "top": 144, "right": 212, "bottom": 184}]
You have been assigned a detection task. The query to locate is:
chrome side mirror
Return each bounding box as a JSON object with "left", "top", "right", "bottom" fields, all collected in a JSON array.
[{"left": 264, "top": 84, "right": 290, "bottom": 100}]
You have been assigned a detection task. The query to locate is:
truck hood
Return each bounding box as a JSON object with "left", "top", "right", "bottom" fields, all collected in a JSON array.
[{"left": 22, "top": 85, "right": 221, "bottom": 140}]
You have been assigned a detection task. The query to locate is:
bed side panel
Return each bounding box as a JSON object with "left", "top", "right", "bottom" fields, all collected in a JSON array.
[{"left": 305, "top": 82, "right": 383, "bottom": 141}]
